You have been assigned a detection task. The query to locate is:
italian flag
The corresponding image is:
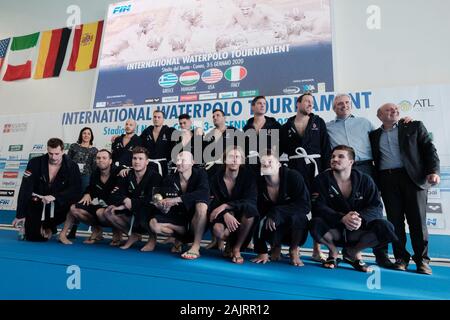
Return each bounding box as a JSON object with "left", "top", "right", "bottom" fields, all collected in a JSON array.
[
  {"left": 224, "top": 66, "right": 247, "bottom": 82},
  {"left": 3, "top": 32, "right": 40, "bottom": 81}
]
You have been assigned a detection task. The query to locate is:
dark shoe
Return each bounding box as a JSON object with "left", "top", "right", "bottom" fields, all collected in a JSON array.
[
  {"left": 67, "top": 225, "right": 78, "bottom": 239},
  {"left": 375, "top": 255, "right": 395, "bottom": 269},
  {"left": 393, "top": 259, "right": 409, "bottom": 271},
  {"left": 416, "top": 262, "right": 432, "bottom": 275},
  {"left": 342, "top": 249, "right": 371, "bottom": 272}
]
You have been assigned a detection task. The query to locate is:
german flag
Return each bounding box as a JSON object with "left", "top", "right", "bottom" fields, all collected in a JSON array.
[
  {"left": 67, "top": 21, "right": 104, "bottom": 72},
  {"left": 34, "top": 28, "right": 71, "bottom": 79}
]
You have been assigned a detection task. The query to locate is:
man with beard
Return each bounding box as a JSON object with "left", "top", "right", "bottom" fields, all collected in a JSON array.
[{"left": 13, "top": 138, "right": 81, "bottom": 241}]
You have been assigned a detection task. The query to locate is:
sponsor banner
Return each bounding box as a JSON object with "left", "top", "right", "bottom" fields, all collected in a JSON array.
[
  {"left": 428, "top": 188, "right": 441, "bottom": 199},
  {"left": 1, "top": 180, "right": 17, "bottom": 188},
  {"left": 2, "top": 172, "right": 19, "bottom": 179},
  {"left": 3, "top": 123, "right": 27, "bottom": 134},
  {"left": 4, "top": 161, "right": 20, "bottom": 170},
  {"left": 93, "top": 0, "right": 334, "bottom": 108},
  {"left": 0, "top": 198, "right": 14, "bottom": 209},
  {"left": 8, "top": 145, "right": 23, "bottom": 152},
  {"left": 0, "top": 190, "right": 15, "bottom": 197}
]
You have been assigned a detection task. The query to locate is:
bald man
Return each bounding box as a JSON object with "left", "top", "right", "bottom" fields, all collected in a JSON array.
[
  {"left": 370, "top": 103, "right": 440, "bottom": 275},
  {"left": 111, "top": 119, "right": 142, "bottom": 171}
]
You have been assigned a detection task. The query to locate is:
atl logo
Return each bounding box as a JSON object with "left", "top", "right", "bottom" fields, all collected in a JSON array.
[{"left": 113, "top": 5, "right": 131, "bottom": 14}]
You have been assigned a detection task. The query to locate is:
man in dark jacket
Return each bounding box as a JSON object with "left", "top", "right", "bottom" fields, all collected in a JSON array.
[
  {"left": 369, "top": 103, "right": 440, "bottom": 274},
  {"left": 13, "top": 138, "right": 81, "bottom": 242},
  {"left": 150, "top": 151, "right": 210, "bottom": 259},
  {"left": 252, "top": 151, "right": 311, "bottom": 267},
  {"left": 209, "top": 146, "right": 258, "bottom": 263},
  {"left": 310, "top": 145, "right": 397, "bottom": 272},
  {"left": 59, "top": 149, "right": 119, "bottom": 245}
]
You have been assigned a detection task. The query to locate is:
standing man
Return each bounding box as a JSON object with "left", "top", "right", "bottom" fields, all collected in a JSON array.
[
  {"left": 281, "top": 92, "right": 331, "bottom": 263},
  {"left": 140, "top": 110, "right": 175, "bottom": 177},
  {"left": 112, "top": 119, "right": 142, "bottom": 172},
  {"left": 171, "top": 114, "right": 204, "bottom": 165},
  {"left": 327, "top": 94, "right": 376, "bottom": 177},
  {"left": 12, "top": 138, "right": 81, "bottom": 241},
  {"left": 370, "top": 103, "right": 440, "bottom": 275},
  {"left": 243, "top": 96, "right": 281, "bottom": 174},
  {"left": 203, "top": 109, "right": 241, "bottom": 177},
  {"left": 150, "top": 151, "right": 210, "bottom": 259}
]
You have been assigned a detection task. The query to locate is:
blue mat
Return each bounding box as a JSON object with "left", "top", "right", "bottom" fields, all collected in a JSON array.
[{"left": 1, "top": 230, "right": 449, "bottom": 300}]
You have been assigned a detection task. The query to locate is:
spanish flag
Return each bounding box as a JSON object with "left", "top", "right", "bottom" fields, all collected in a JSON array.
[
  {"left": 67, "top": 21, "right": 104, "bottom": 72},
  {"left": 34, "top": 28, "right": 71, "bottom": 79}
]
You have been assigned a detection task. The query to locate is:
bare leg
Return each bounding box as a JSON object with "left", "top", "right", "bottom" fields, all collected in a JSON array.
[
  {"left": 311, "top": 240, "right": 326, "bottom": 262},
  {"left": 231, "top": 217, "right": 254, "bottom": 264},
  {"left": 141, "top": 232, "right": 157, "bottom": 252},
  {"left": 181, "top": 203, "right": 207, "bottom": 259},
  {"left": 317, "top": 229, "right": 341, "bottom": 268},
  {"left": 59, "top": 210, "right": 76, "bottom": 245},
  {"left": 120, "top": 233, "right": 141, "bottom": 250},
  {"left": 289, "top": 228, "right": 305, "bottom": 267}
]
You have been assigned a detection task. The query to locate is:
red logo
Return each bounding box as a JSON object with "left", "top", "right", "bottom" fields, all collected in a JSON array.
[
  {"left": 180, "top": 95, "right": 198, "bottom": 102},
  {"left": 3, "top": 172, "right": 18, "bottom": 179}
]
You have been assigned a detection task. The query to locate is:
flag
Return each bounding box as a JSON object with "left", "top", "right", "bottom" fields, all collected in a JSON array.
[
  {"left": 68, "top": 21, "right": 104, "bottom": 71},
  {"left": 3, "top": 32, "right": 40, "bottom": 81},
  {"left": 201, "top": 68, "right": 223, "bottom": 84},
  {"left": 224, "top": 66, "right": 247, "bottom": 82},
  {"left": 0, "top": 38, "right": 10, "bottom": 72},
  {"left": 159, "top": 73, "right": 178, "bottom": 88},
  {"left": 179, "top": 71, "right": 200, "bottom": 86},
  {"left": 34, "top": 28, "right": 71, "bottom": 79}
]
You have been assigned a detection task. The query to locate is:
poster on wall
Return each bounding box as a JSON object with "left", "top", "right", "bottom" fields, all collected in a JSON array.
[{"left": 92, "top": 0, "right": 334, "bottom": 108}]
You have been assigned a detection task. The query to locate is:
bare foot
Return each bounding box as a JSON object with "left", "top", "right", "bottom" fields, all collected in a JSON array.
[
  {"left": 311, "top": 251, "right": 327, "bottom": 263},
  {"left": 59, "top": 234, "right": 73, "bottom": 245},
  {"left": 251, "top": 253, "right": 270, "bottom": 264},
  {"left": 120, "top": 233, "right": 141, "bottom": 250},
  {"left": 110, "top": 231, "right": 122, "bottom": 247},
  {"left": 270, "top": 246, "right": 282, "bottom": 261},
  {"left": 83, "top": 228, "right": 103, "bottom": 244},
  {"left": 181, "top": 249, "right": 201, "bottom": 260},
  {"left": 141, "top": 238, "right": 156, "bottom": 252},
  {"left": 289, "top": 249, "right": 304, "bottom": 267}
]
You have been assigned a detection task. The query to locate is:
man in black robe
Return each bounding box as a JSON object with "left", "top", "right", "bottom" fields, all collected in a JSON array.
[
  {"left": 209, "top": 146, "right": 258, "bottom": 263},
  {"left": 251, "top": 151, "right": 310, "bottom": 267},
  {"left": 103, "top": 147, "right": 162, "bottom": 251},
  {"left": 59, "top": 149, "right": 119, "bottom": 245},
  {"left": 150, "top": 151, "right": 210, "bottom": 259},
  {"left": 13, "top": 138, "right": 81, "bottom": 242},
  {"left": 310, "top": 145, "right": 398, "bottom": 272}
]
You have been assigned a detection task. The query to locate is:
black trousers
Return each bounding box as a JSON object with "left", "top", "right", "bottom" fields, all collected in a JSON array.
[
  {"left": 378, "top": 169, "right": 429, "bottom": 263},
  {"left": 354, "top": 161, "right": 388, "bottom": 259}
]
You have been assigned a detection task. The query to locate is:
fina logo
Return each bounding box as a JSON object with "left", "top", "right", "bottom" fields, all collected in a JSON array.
[{"left": 113, "top": 4, "right": 132, "bottom": 14}]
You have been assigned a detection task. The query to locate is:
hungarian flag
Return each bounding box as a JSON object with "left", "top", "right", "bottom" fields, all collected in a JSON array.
[
  {"left": 34, "top": 28, "right": 71, "bottom": 79},
  {"left": 3, "top": 32, "right": 40, "bottom": 81},
  {"left": 67, "top": 21, "right": 104, "bottom": 72},
  {"left": 0, "top": 38, "right": 10, "bottom": 72}
]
